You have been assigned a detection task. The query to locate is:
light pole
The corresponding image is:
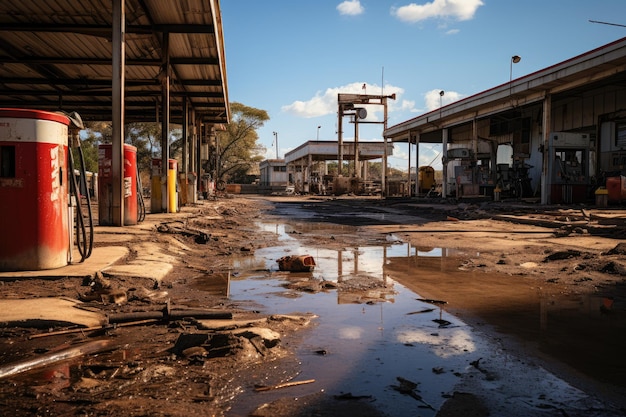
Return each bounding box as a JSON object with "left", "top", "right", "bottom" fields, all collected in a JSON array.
[
  {"left": 272, "top": 131, "right": 278, "bottom": 158},
  {"left": 510, "top": 55, "right": 521, "bottom": 95},
  {"left": 439, "top": 90, "right": 444, "bottom": 120},
  {"left": 317, "top": 125, "right": 321, "bottom": 140}
]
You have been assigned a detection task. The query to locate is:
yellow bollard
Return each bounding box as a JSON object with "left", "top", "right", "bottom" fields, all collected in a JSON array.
[{"left": 167, "top": 159, "right": 178, "bottom": 213}]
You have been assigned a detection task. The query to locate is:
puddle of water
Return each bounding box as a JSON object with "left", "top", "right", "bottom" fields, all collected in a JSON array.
[{"left": 218, "top": 221, "right": 623, "bottom": 416}]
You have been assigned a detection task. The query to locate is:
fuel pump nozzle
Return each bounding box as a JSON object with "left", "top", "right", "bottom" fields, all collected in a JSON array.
[
  {"left": 67, "top": 111, "right": 84, "bottom": 130},
  {"left": 64, "top": 111, "right": 94, "bottom": 263}
]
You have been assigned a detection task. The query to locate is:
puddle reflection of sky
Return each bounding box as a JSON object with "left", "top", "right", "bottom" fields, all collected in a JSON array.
[
  {"left": 226, "top": 221, "right": 614, "bottom": 417},
  {"left": 225, "top": 222, "right": 480, "bottom": 415}
]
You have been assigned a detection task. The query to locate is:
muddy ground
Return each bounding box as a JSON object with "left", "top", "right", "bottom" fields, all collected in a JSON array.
[{"left": 0, "top": 195, "right": 625, "bottom": 416}]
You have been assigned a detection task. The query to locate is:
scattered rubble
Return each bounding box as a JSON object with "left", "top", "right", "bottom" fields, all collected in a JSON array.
[{"left": 0, "top": 196, "right": 624, "bottom": 417}]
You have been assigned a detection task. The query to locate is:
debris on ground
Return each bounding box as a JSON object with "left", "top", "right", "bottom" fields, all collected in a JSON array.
[
  {"left": 156, "top": 221, "right": 210, "bottom": 244},
  {"left": 0, "top": 339, "right": 114, "bottom": 379},
  {"left": 407, "top": 308, "right": 436, "bottom": 315},
  {"left": 417, "top": 298, "right": 448, "bottom": 305},
  {"left": 542, "top": 249, "right": 582, "bottom": 262},
  {"left": 277, "top": 255, "right": 316, "bottom": 272},
  {"left": 254, "top": 378, "right": 315, "bottom": 392},
  {"left": 390, "top": 376, "right": 434, "bottom": 410},
  {"left": 604, "top": 242, "right": 626, "bottom": 255},
  {"left": 1, "top": 196, "right": 625, "bottom": 417},
  {"left": 333, "top": 392, "right": 373, "bottom": 400}
]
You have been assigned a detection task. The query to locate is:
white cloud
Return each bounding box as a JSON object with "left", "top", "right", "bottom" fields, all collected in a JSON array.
[
  {"left": 400, "top": 99, "right": 417, "bottom": 113},
  {"left": 281, "top": 82, "right": 410, "bottom": 119},
  {"left": 389, "top": 143, "right": 443, "bottom": 170},
  {"left": 424, "top": 88, "right": 462, "bottom": 111},
  {"left": 392, "top": 0, "right": 484, "bottom": 23},
  {"left": 420, "top": 144, "right": 443, "bottom": 169},
  {"left": 396, "top": 327, "right": 476, "bottom": 358},
  {"left": 339, "top": 326, "right": 363, "bottom": 339},
  {"left": 392, "top": 145, "right": 408, "bottom": 161},
  {"left": 337, "top": 0, "right": 364, "bottom": 16}
]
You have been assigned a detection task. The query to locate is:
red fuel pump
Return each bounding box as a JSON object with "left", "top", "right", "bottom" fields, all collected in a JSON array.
[
  {"left": 0, "top": 108, "right": 93, "bottom": 271},
  {"left": 98, "top": 143, "right": 144, "bottom": 225}
]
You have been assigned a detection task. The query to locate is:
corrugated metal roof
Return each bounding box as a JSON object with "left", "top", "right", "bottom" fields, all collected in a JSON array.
[
  {"left": 284, "top": 140, "right": 394, "bottom": 163},
  {"left": 0, "top": 0, "right": 229, "bottom": 124},
  {"left": 384, "top": 36, "right": 626, "bottom": 143}
]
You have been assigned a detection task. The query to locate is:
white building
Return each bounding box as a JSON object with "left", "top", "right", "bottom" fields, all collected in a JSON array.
[{"left": 259, "top": 159, "right": 288, "bottom": 193}]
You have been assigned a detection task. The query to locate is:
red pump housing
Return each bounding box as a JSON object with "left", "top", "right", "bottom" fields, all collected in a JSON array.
[{"left": 0, "top": 108, "right": 70, "bottom": 271}]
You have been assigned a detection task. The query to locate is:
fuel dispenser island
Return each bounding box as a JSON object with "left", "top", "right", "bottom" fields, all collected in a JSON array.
[
  {"left": 546, "top": 132, "right": 592, "bottom": 204},
  {"left": 0, "top": 108, "right": 93, "bottom": 271}
]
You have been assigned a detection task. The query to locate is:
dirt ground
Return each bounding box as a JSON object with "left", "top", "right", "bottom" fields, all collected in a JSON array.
[{"left": 0, "top": 195, "right": 625, "bottom": 416}]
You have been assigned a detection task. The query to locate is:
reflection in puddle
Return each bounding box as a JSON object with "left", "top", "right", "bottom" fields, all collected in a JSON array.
[{"left": 210, "top": 222, "right": 621, "bottom": 416}]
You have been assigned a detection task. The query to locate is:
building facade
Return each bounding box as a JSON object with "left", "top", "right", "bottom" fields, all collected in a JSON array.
[{"left": 385, "top": 37, "right": 626, "bottom": 204}]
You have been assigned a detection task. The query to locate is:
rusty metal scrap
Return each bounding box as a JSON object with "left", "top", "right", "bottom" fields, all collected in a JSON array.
[{"left": 277, "top": 255, "right": 316, "bottom": 272}]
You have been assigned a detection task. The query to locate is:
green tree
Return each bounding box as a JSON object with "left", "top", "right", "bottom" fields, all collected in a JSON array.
[
  {"left": 168, "top": 127, "right": 183, "bottom": 160},
  {"left": 81, "top": 121, "right": 177, "bottom": 177},
  {"left": 215, "top": 102, "right": 269, "bottom": 183},
  {"left": 73, "top": 130, "right": 100, "bottom": 173},
  {"left": 126, "top": 122, "right": 162, "bottom": 174},
  {"left": 326, "top": 161, "right": 364, "bottom": 177},
  {"left": 66, "top": 121, "right": 111, "bottom": 174}
]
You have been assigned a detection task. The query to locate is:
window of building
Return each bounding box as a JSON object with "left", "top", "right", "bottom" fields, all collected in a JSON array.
[{"left": 616, "top": 122, "right": 626, "bottom": 148}]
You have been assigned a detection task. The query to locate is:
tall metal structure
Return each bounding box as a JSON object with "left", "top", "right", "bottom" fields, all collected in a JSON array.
[{"left": 337, "top": 93, "right": 395, "bottom": 195}]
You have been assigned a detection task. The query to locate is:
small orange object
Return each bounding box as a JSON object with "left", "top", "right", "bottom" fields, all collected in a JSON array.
[{"left": 277, "top": 255, "right": 316, "bottom": 272}]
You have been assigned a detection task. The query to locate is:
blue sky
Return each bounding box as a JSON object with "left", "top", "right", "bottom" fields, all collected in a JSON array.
[{"left": 220, "top": 0, "right": 626, "bottom": 170}]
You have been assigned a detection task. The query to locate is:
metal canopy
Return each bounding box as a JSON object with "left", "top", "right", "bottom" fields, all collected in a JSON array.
[
  {"left": 0, "top": 0, "right": 229, "bottom": 125},
  {"left": 384, "top": 36, "right": 626, "bottom": 144},
  {"left": 284, "top": 140, "right": 394, "bottom": 163}
]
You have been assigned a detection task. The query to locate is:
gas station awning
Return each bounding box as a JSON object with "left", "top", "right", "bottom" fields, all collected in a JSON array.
[
  {"left": 284, "top": 140, "right": 393, "bottom": 164},
  {"left": 0, "top": 0, "right": 229, "bottom": 125},
  {"left": 384, "top": 37, "right": 626, "bottom": 144}
]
